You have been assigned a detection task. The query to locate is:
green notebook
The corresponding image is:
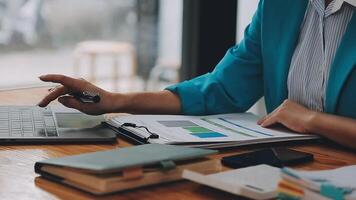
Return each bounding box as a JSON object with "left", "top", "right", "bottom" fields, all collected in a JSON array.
[{"left": 35, "top": 144, "right": 219, "bottom": 194}]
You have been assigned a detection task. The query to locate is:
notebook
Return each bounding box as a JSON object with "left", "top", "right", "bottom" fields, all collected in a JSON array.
[
  {"left": 105, "top": 113, "right": 319, "bottom": 148},
  {"left": 34, "top": 144, "right": 220, "bottom": 195},
  {"left": 182, "top": 164, "right": 281, "bottom": 200}
]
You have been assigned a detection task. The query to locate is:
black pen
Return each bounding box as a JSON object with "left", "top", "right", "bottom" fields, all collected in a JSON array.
[{"left": 69, "top": 91, "right": 101, "bottom": 103}]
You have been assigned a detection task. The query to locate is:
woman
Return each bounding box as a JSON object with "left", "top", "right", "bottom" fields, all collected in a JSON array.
[{"left": 38, "top": 0, "right": 356, "bottom": 149}]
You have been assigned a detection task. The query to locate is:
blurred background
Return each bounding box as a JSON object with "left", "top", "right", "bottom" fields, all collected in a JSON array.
[{"left": 0, "top": 0, "right": 264, "bottom": 114}]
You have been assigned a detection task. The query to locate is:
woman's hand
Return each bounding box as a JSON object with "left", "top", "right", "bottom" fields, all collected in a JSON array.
[
  {"left": 257, "top": 100, "right": 317, "bottom": 133},
  {"left": 37, "top": 74, "right": 124, "bottom": 115}
]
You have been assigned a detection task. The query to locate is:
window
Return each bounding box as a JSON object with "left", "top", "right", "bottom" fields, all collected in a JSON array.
[{"left": 0, "top": 0, "right": 182, "bottom": 92}]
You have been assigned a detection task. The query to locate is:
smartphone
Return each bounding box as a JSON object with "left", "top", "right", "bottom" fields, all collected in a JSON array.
[{"left": 221, "top": 147, "right": 313, "bottom": 168}]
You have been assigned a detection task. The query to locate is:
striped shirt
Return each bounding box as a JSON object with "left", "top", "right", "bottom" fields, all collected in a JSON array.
[{"left": 287, "top": 0, "right": 354, "bottom": 111}]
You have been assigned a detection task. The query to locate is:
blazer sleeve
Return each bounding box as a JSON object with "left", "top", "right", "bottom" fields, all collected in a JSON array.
[{"left": 166, "top": 1, "right": 264, "bottom": 115}]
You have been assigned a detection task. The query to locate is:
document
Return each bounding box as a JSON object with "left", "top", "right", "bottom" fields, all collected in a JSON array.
[{"left": 108, "top": 113, "right": 319, "bottom": 148}]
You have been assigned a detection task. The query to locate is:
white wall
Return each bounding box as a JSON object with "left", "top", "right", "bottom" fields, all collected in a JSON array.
[
  {"left": 237, "top": 0, "right": 266, "bottom": 117},
  {"left": 237, "top": 0, "right": 259, "bottom": 41},
  {"left": 158, "top": 0, "right": 182, "bottom": 64}
]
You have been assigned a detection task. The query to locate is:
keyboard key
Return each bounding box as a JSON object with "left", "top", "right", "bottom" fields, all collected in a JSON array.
[
  {"left": 46, "top": 129, "right": 58, "bottom": 137},
  {"left": 22, "top": 116, "right": 32, "bottom": 121},
  {"left": 22, "top": 121, "right": 33, "bottom": 127},
  {"left": 44, "top": 117, "right": 55, "bottom": 127},
  {"left": 33, "top": 116, "right": 42, "bottom": 121},
  {"left": 23, "top": 128, "right": 33, "bottom": 133},
  {"left": 23, "top": 131, "right": 34, "bottom": 137},
  {"left": 23, "top": 126, "right": 33, "bottom": 130},
  {"left": 11, "top": 123, "right": 21, "bottom": 129},
  {"left": 35, "top": 125, "right": 44, "bottom": 129},
  {"left": 11, "top": 131, "right": 22, "bottom": 137},
  {"left": 10, "top": 114, "right": 20, "bottom": 120},
  {"left": 34, "top": 129, "right": 46, "bottom": 137},
  {"left": 0, "top": 121, "right": 8, "bottom": 127},
  {"left": 34, "top": 121, "right": 45, "bottom": 129}
]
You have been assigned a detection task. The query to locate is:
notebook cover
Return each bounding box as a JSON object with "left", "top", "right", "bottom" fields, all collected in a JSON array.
[{"left": 35, "top": 144, "right": 217, "bottom": 174}]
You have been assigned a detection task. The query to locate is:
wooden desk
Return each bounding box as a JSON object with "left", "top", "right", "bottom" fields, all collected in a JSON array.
[{"left": 0, "top": 87, "right": 356, "bottom": 200}]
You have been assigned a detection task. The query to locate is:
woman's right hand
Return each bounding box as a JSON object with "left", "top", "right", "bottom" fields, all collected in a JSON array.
[{"left": 37, "top": 74, "right": 123, "bottom": 115}]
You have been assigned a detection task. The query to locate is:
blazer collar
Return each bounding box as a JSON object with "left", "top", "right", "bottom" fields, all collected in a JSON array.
[{"left": 325, "top": 12, "right": 356, "bottom": 113}]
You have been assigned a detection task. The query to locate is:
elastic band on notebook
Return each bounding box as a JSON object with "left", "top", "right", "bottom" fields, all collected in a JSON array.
[{"left": 159, "top": 160, "right": 176, "bottom": 171}]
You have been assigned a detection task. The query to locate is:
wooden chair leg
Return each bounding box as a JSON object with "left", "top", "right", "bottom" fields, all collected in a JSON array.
[
  {"left": 130, "top": 49, "right": 138, "bottom": 91},
  {"left": 73, "top": 54, "right": 80, "bottom": 78},
  {"left": 113, "top": 55, "right": 119, "bottom": 92},
  {"left": 89, "top": 53, "right": 97, "bottom": 83},
  {"left": 131, "top": 49, "right": 137, "bottom": 78}
]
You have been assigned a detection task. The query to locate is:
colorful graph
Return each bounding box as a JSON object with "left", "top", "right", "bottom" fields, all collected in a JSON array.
[
  {"left": 218, "top": 118, "right": 273, "bottom": 137},
  {"left": 158, "top": 120, "right": 227, "bottom": 138},
  {"left": 201, "top": 118, "right": 256, "bottom": 138}
]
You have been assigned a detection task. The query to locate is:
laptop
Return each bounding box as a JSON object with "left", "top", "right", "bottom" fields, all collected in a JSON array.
[{"left": 0, "top": 105, "right": 117, "bottom": 143}]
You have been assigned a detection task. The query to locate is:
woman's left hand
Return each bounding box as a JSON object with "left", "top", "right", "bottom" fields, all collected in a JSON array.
[{"left": 257, "top": 100, "right": 317, "bottom": 133}]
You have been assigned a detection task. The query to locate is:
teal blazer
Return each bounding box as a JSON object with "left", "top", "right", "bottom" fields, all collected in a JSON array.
[{"left": 167, "top": 0, "right": 356, "bottom": 118}]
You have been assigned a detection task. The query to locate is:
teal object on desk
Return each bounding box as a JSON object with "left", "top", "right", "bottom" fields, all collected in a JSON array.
[
  {"left": 321, "top": 183, "right": 347, "bottom": 200},
  {"left": 166, "top": 0, "right": 356, "bottom": 118},
  {"left": 34, "top": 144, "right": 217, "bottom": 173}
]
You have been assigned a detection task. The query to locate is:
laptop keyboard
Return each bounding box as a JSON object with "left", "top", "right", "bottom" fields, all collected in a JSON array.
[{"left": 0, "top": 106, "right": 58, "bottom": 137}]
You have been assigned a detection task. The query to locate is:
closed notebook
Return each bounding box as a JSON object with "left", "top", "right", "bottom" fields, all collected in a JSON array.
[{"left": 34, "top": 144, "right": 220, "bottom": 195}]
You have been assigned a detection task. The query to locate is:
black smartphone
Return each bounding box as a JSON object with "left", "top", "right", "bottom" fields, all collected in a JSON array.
[{"left": 221, "top": 147, "right": 313, "bottom": 168}]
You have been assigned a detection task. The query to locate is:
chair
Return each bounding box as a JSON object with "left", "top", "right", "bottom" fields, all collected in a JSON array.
[
  {"left": 73, "top": 40, "right": 137, "bottom": 91},
  {"left": 146, "top": 58, "right": 180, "bottom": 91}
]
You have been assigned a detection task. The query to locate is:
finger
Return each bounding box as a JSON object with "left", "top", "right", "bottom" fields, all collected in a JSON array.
[
  {"left": 39, "top": 74, "right": 86, "bottom": 91},
  {"left": 258, "top": 102, "right": 286, "bottom": 125},
  {"left": 58, "top": 96, "right": 86, "bottom": 111},
  {"left": 38, "top": 86, "right": 69, "bottom": 107},
  {"left": 47, "top": 85, "right": 64, "bottom": 92},
  {"left": 258, "top": 111, "right": 277, "bottom": 125},
  {"left": 260, "top": 114, "right": 279, "bottom": 127},
  {"left": 257, "top": 115, "right": 268, "bottom": 125}
]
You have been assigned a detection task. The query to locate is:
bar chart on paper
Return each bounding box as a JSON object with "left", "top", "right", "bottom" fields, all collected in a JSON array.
[
  {"left": 157, "top": 120, "right": 227, "bottom": 138},
  {"left": 156, "top": 114, "right": 278, "bottom": 141}
]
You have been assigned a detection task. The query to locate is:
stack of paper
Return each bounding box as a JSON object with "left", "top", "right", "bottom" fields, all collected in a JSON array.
[
  {"left": 183, "top": 164, "right": 281, "bottom": 200},
  {"left": 278, "top": 165, "right": 356, "bottom": 200}
]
